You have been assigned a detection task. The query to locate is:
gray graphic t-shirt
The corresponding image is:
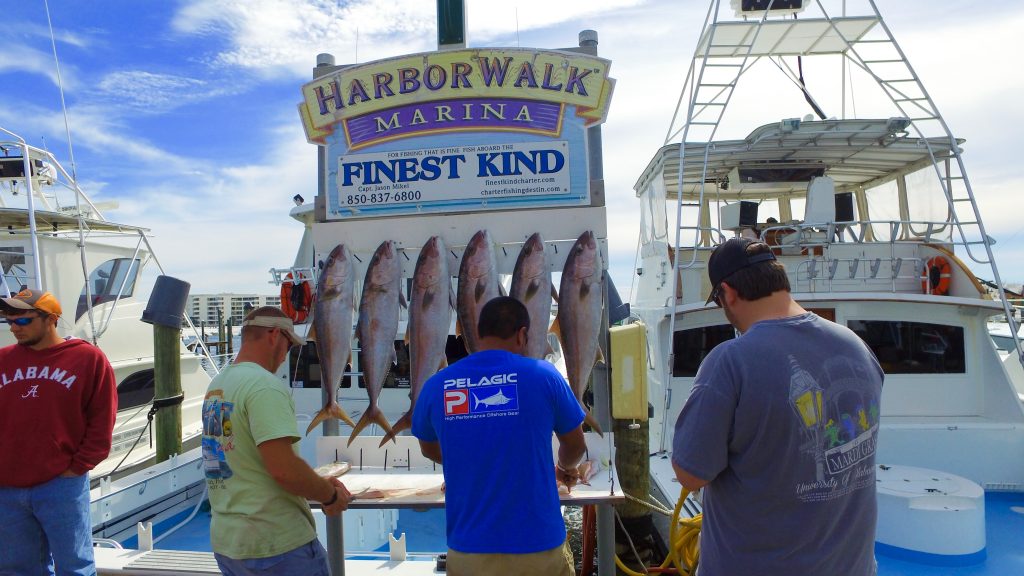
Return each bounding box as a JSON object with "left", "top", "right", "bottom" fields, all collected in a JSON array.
[{"left": 673, "top": 313, "right": 883, "bottom": 576}]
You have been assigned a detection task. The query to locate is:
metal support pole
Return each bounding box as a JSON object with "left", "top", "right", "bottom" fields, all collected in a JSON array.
[
  {"left": 597, "top": 505, "right": 616, "bottom": 576},
  {"left": 313, "top": 50, "right": 347, "bottom": 576}
]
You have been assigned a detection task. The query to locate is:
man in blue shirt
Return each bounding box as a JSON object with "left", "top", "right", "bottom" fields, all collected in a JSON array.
[{"left": 413, "top": 296, "right": 586, "bottom": 576}]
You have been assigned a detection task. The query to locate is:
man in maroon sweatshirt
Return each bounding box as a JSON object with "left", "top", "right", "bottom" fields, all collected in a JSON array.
[{"left": 0, "top": 289, "right": 117, "bottom": 576}]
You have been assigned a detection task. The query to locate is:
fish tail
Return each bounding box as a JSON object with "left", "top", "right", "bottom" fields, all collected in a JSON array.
[
  {"left": 305, "top": 402, "right": 356, "bottom": 436},
  {"left": 347, "top": 407, "right": 395, "bottom": 447},
  {"left": 583, "top": 409, "right": 604, "bottom": 437},
  {"left": 378, "top": 412, "right": 412, "bottom": 447}
]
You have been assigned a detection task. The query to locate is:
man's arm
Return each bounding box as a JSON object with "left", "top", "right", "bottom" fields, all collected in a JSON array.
[
  {"left": 672, "top": 460, "right": 709, "bottom": 492},
  {"left": 556, "top": 425, "right": 586, "bottom": 469},
  {"left": 554, "top": 425, "right": 586, "bottom": 490},
  {"left": 418, "top": 439, "right": 442, "bottom": 464},
  {"left": 68, "top": 354, "right": 118, "bottom": 476},
  {"left": 258, "top": 437, "right": 350, "bottom": 509}
]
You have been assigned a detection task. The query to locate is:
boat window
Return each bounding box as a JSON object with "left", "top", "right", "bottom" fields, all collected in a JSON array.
[
  {"left": 1, "top": 245, "right": 28, "bottom": 295},
  {"left": 118, "top": 369, "right": 155, "bottom": 411},
  {"left": 640, "top": 180, "right": 668, "bottom": 245},
  {"left": 863, "top": 180, "right": 900, "bottom": 241},
  {"left": 991, "top": 335, "right": 1016, "bottom": 354},
  {"left": 905, "top": 166, "right": 951, "bottom": 238},
  {"left": 847, "top": 320, "right": 965, "bottom": 374},
  {"left": 384, "top": 336, "right": 468, "bottom": 389},
  {"left": 287, "top": 341, "right": 351, "bottom": 389},
  {"left": 285, "top": 335, "right": 468, "bottom": 390},
  {"left": 671, "top": 324, "right": 736, "bottom": 377},
  {"left": 76, "top": 258, "right": 140, "bottom": 320}
]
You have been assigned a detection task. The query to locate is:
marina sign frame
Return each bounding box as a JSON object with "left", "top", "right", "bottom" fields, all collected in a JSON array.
[{"left": 298, "top": 47, "right": 615, "bottom": 220}]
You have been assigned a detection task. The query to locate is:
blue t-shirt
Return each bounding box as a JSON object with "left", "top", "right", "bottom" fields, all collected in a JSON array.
[
  {"left": 673, "top": 313, "right": 883, "bottom": 576},
  {"left": 412, "top": 349, "right": 584, "bottom": 553}
]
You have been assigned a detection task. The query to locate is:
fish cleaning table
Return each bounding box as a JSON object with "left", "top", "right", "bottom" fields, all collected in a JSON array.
[{"left": 315, "top": 433, "right": 623, "bottom": 508}]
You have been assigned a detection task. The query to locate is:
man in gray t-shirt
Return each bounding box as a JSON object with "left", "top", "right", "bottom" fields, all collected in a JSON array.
[{"left": 672, "top": 238, "right": 883, "bottom": 576}]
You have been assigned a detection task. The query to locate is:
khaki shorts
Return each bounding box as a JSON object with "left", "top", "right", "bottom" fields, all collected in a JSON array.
[{"left": 446, "top": 540, "right": 575, "bottom": 576}]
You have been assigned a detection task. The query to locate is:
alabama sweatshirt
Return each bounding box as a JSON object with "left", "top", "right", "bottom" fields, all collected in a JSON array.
[{"left": 0, "top": 338, "right": 118, "bottom": 487}]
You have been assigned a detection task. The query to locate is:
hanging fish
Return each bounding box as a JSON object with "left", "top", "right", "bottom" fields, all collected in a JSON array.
[
  {"left": 510, "top": 232, "right": 554, "bottom": 360},
  {"left": 349, "top": 240, "right": 405, "bottom": 446},
  {"left": 380, "top": 236, "right": 453, "bottom": 446},
  {"left": 553, "top": 230, "right": 605, "bottom": 435},
  {"left": 456, "top": 230, "right": 502, "bottom": 355},
  {"left": 306, "top": 244, "right": 357, "bottom": 435}
]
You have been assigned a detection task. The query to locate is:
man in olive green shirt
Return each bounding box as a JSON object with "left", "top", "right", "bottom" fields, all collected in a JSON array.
[{"left": 202, "top": 307, "right": 352, "bottom": 575}]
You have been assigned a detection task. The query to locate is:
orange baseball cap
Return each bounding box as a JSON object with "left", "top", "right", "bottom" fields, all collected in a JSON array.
[{"left": 1, "top": 289, "right": 63, "bottom": 316}]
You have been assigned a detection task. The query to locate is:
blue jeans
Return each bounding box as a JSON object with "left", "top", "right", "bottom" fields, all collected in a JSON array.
[
  {"left": 0, "top": 474, "right": 95, "bottom": 576},
  {"left": 215, "top": 539, "right": 330, "bottom": 576}
]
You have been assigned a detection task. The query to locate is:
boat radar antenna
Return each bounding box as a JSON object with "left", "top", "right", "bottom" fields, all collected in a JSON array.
[
  {"left": 43, "top": 0, "right": 78, "bottom": 183},
  {"left": 43, "top": 0, "right": 103, "bottom": 343}
]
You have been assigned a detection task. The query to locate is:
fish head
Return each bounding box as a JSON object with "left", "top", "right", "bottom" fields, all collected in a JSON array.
[
  {"left": 415, "top": 236, "right": 445, "bottom": 287},
  {"left": 322, "top": 244, "right": 354, "bottom": 286},
  {"left": 462, "top": 230, "right": 493, "bottom": 279},
  {"left": 517, "top": 232, "right": 547, "bottom": 279},
  {"left": 367, "top": 240, "right": 399, "bottom": 285},
  {"left": 567, "top": 231, "right": 600, "bottom": 280}
]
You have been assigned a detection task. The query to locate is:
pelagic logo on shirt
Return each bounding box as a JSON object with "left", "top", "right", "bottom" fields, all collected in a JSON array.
[
  {"left": 0, "top": 365, "right": 78, "bottom": 390},
  {"left": 443, "top": 372, "right": 519, "bottom": 419}
]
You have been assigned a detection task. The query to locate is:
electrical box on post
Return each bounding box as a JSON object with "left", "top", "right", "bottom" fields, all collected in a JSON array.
[{"left": 610, "top": 322, "right": 648, "bottom": 421}]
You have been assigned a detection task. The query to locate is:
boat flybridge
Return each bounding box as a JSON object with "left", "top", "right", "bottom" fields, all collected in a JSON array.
[
  {"left": 632, "top": 0, "right": 1024, "bottom": 568},
  {"left": 0, "top": 127, "right": 212, "bottom": 482}
]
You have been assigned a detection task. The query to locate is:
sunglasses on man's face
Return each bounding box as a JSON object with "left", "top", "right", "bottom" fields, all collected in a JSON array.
[
  {"left": 4, "top": 316, "right": 39, "bottom": 326},
  {"left": 711, "top": 285, "right": 723, "bottom": 307}
]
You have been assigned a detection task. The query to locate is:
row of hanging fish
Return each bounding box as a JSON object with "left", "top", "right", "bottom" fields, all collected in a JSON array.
[{"left": 305, "top": 229, "right": 606, "bottom": 445}]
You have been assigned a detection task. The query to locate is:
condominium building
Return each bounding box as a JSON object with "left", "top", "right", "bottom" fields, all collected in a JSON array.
[{"left": 188, "top": 293, "right": 282, "bottom": 326}]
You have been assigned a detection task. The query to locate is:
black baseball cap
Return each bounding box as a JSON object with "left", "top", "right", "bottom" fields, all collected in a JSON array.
[{"left": 705, "top": 238, "right": 777, "bottom": 304}]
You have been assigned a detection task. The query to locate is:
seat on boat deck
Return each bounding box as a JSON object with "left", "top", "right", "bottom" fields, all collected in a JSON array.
[{"left": 770, "top": 176, "right": 838, "bottom": 256}]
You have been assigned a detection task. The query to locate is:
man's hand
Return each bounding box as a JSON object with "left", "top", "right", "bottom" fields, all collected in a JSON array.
[
  {"left": 322, "top": 476, "right": 354, "bottom": 516},
  {"left": 555, "top": 463, "right": 579, "bottom": 493}
]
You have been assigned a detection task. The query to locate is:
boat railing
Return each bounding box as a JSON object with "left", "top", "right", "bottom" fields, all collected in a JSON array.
[
  {"left": 268, "top": 266, "right": 317, "bottom": 287},
  {"left": 791, "top": 255, "right": 925, "bottom": 294},
  {"left": 0, "top": 129, "right": 105, "bottom": 218}
]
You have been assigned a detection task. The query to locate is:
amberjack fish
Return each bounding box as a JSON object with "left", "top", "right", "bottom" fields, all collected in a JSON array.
[
  {"left": 554, "top": 230, "right": 605, "bottom": 435},
  {"left": 457, "top": 230, "right": 502, "bottom": 354},
  {"left": 510, "top": 232, "right": 553, "bottom": 359},
  {"left": 380, "top": 236, "right": 453, "bottom": 446},
  {"left": 306, "top": 244, "right": 357, "bottom": 435},
  {"left": 349, "top": 240, "right": 405, "bottom": 446}
]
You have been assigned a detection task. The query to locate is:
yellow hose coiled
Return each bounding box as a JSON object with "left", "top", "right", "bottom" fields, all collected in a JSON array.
[{"left": 613, "top": 488, "right": 701, "bottom": 575}]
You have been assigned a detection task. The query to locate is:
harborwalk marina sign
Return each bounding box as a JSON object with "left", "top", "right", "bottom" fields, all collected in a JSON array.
[{"left": 298, "top": 48, "right": 615, "bottom": 219}]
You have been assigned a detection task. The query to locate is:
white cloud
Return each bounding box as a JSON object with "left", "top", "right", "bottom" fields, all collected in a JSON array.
[
  {"left": 108, "top": 121, "right": 317, "bottom": 294},
  {"left": 93, "top": 71, "right": 227, "bottom": 114},
  {"left": 171, "top": 0, "right": 437, "bottom": 77},
  {"left": 0, "top": 43, "right": 67, "bottom": 88},
  {"left": 169, "top": 0, "right": 645, "bottom": 78}
]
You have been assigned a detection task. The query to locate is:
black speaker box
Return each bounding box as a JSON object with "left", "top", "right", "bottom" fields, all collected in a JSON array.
[
  {"left": 738, "top": 200, "right": 758, "bottom": 226},
  {"left": 835, "top": 192, "right": 855, "bottom": 222}
]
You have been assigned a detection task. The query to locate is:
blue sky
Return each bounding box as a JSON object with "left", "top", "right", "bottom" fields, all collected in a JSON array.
[{"left": 3, "top": 1, "right": 1023, "bottom": 298}]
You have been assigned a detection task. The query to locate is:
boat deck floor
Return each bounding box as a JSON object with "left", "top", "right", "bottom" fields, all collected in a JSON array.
[{"left": 650, "top": 455, "right": 1024, "bottom": 575}]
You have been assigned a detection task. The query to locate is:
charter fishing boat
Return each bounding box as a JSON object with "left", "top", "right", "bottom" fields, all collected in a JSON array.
[
  {"left": 0, "top": 128, "right": 212, "bottom": 483},
  {"left": 631, "top": 0, "right": 1024, "bottom": 572}
]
